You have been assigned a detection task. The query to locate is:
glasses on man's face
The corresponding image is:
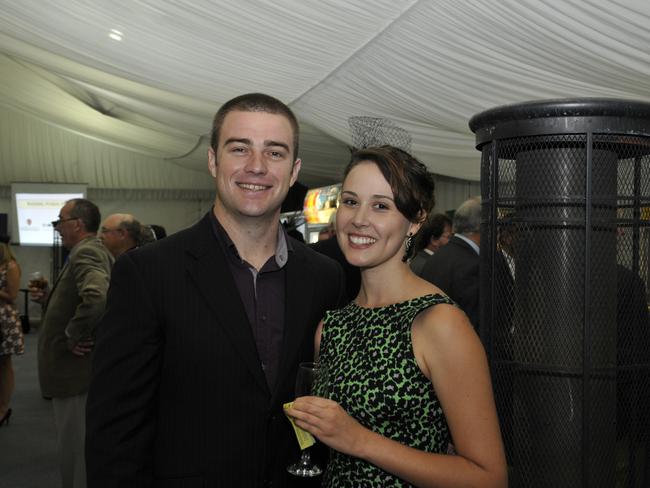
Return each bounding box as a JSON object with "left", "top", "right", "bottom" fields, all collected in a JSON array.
[{"left": 51, "top": 217, "right": 78, "bottom": 227}]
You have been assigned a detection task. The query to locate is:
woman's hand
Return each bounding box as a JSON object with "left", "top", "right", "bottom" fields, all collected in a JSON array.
[{"left": 286, "top": 396, "right": 371, "bottom": 458}]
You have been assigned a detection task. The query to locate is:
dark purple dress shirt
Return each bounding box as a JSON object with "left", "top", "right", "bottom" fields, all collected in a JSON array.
[{"left": 210, "top": 211, "right": 290, "bottom": 390}]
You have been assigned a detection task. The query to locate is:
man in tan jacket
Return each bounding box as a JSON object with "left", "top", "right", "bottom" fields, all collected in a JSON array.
[{"left": 31, "top": 198, "right": 113, "bottom": 488}]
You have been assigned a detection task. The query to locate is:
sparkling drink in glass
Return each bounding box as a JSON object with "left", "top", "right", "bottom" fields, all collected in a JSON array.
[{"left": 287, "top": 362, "right": 322, "bottom": 477}]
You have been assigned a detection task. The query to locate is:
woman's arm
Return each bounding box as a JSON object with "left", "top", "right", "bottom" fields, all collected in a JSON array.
[
  {"left": 314, "top": 320, "right": 324, "bottom": 361},
  {"left": 367, "top": 304, "right": 507, "bottom": 486},
  {"left": 0, "top": 261, "right": 21, "bottom": 303},
  {"left": 288, "top": 304, "right": 507, "bottom": 488}
]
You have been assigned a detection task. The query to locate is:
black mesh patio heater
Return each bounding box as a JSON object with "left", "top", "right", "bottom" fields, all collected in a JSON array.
[{"left": 470, "top": 99, "right": 650, "bottom": 487}]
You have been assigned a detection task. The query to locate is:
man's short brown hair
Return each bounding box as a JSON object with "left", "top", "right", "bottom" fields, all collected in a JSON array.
[{"left": 210, "top": 93, "right": 299, "bottom": 158}]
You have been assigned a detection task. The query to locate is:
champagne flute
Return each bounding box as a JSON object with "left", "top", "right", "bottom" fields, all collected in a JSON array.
[
  {"left": 29, "top": 271, "right": 44, "bottom": 288},
  {"left": 28, "top": 271, "right": 48, "bottom": 302},
  {"left": 287, "top": 361, "right": 322, "bottom": 477}
]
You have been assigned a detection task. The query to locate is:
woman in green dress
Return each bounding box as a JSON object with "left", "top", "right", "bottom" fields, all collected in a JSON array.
[{"left": 287, "top": 146, "right": 507, "bottom": 487}]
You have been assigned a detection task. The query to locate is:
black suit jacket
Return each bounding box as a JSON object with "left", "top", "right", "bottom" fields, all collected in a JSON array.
[
  {"left": 310, "top": 236, "right": 360, "bottom": 304},
  {"left": 490, "top": 251, "right": 515, "bottom": 460},
  {"left": 86, "top": 214, "right": 345, "bottom": 488},
  {"left": 493, "top": 250, "right": 515, "bottom": 356},
  {"left": 420, "top": 235, "right": 480, "bottom": 329}
]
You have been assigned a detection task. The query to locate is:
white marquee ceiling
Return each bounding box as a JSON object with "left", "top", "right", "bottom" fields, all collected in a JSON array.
[{"left": 1, "top": 0, "right": 650, "bottom": 191}]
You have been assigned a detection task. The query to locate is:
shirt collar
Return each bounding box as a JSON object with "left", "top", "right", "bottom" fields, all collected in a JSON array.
[
  {"left": 209, "top": 209, "right": 291, "bottom": 268},
  {"left": 274, "top": 224, "right": 289, "bottom": 267},
  {"left": 456, "top": 233, "right": 480, "bottom": 255},
  {"left": 69, "top": 235, "right": 98, "bottom": 252}
]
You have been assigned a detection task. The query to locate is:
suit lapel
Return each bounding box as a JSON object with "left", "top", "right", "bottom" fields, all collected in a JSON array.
[
  {"left": 272, "top": 247, "right": 315, "bottom": 402},
  {"left": 185, "top": 216, "right": 269, "bottom": 395},
  {"left": 47, "top": 237, "right": 93, "bottom": 303},
  {"left": 45, "top": 261, "right": 69, "bottom": 310}
]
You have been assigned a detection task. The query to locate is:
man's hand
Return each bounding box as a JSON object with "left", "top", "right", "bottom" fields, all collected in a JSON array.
[
  {"left": 69, "top": 338, "right": 95, "bottom": 356},
  {"left": 28, "top": 279, "right": 49, "bottom": 304}
]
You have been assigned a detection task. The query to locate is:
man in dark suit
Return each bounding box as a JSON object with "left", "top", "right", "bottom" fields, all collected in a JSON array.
[
  {"left": 492, "top": 218, "right": 516, "bottom": 465},
  {"left": 616, "top": 263, "right": 650, "bottom": 441},
  {"left": 421, "top": 197, "right": 481, "bottom": 329},
  {"left": 310, "top": 217, "right": 360, "bottom": 304},
  {"left": 86, "top": 93, "right": 345, "bottom": 488}
]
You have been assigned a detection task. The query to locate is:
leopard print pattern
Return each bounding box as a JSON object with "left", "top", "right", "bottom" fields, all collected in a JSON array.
[{"left": 315, "top": 294, "right": 455, "bottom": 487}]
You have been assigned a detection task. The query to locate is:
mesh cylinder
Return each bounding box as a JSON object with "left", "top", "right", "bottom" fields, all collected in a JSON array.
[{"left": 470, "top": 99, "right": 650, "bottom": 487}]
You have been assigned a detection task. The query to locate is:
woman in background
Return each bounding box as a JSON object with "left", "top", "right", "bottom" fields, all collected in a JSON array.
[
  {"left": 0, "top": 236, "right": 24, "bottom": 426},
  {"left": 287, "top": 146, "right": 506, "bottom": 487}
]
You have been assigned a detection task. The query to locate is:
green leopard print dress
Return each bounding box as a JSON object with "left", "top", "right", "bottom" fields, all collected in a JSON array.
[{"left": 314, "top": 294, "right": 454, "bottom": 487}]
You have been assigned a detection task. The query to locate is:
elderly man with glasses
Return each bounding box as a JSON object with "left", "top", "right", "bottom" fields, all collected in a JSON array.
[
  {"left": 31, "top": 198, "right": 113, "bottom": 488},
  {"left": 99, "top": 213, "right": 143, "bottom": 258}
]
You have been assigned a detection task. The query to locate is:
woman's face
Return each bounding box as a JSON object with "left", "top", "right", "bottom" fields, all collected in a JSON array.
[{"left": 336, "top": 161, "right": 417, "bottom": 269}]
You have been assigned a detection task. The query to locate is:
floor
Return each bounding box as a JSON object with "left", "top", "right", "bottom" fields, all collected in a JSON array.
[{"left": 0, "top": 328, "right": 60, "bottom": 488}]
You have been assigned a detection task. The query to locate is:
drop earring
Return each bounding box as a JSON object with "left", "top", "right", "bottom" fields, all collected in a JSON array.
[{"left": 402, "top": 233, "right": 414, "bottom": 262}]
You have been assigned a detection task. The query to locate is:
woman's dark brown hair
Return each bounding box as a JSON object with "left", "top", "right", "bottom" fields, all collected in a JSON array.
[
  {"left": 343, "top": 145, "right": 435, "bottom": 261},
  {"left": 344, "top": 145, "right": 435, "bottom": 224}
]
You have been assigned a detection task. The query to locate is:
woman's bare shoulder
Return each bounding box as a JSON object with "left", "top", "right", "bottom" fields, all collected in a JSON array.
[
  {"left": 8, "top": 259, "right": 21, "bottom": 273},
  {"left": 416, "top": 300, "right": 479, "bottom": 350}
]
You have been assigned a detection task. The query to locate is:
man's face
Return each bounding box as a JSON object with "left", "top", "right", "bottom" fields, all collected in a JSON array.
[
  {"left": 99, "top": 215, "right": 125, "bottom": 257},
  {"left": 54, "top": 202, "right": 81, "bottom": 250},
  {"left": 431, "top": 224, "right": 452, "bottom": 251},
  {"left": 208, "top": 110, "right": 301, "bottom": 223}
]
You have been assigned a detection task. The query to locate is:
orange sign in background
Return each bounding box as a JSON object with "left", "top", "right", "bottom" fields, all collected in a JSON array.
[{"left": 303, "top": 184, "right": 341, "bottom": 224}]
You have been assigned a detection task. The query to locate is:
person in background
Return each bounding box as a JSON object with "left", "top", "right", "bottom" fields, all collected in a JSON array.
[
  {"left": 98, "top": 213, "right": 142, "bottom": 259},
  {"left": 420, "top": 197, "right": 482, "bottom": 330},
  {"left": 287, "top": 146, "right": 506, "bottom": 487},
  {"left": 86, "top": 93, "right": 344, "bottom": 488},
  {"left": 0, "top": 236, "right": 24, "bottom": 427},
  {"left": 409, "top": 213, "right": 452, "bottom": 276},
  {"left": 282, "top": 219, "right": 306, "bottom": 243},
  {"left": 615, "top": 249, "right": 650, "bottom": 454},
  {"left": 29, "top": 198, "right": 113, "bottom": 488},
  {"left": 135, "top": 223, "right": 167, "bottom": 246},
  {"left": 318, "top": 221, "right": 336, "bottom": 242},
  {"left": 492, "top": 216, "right": 516, "bottom": 465},
  {"left": 311, "top": 213, "right": 361, "bottom": 304},
  {"left": 149, "top": 224, "right": 167, "bottom": 240}
]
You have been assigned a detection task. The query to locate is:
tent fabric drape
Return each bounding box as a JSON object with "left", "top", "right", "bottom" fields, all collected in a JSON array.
[
  {"left": 1, "top": 0, "right": 650, "bottom": 189},
  {"left": 0, "top": 107, "right": 212, "bottom": 190}
]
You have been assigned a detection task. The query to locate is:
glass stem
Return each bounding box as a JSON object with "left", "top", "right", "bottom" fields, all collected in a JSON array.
[{"left": 299, "top": 449, "right": 312, "bottom": 465}]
